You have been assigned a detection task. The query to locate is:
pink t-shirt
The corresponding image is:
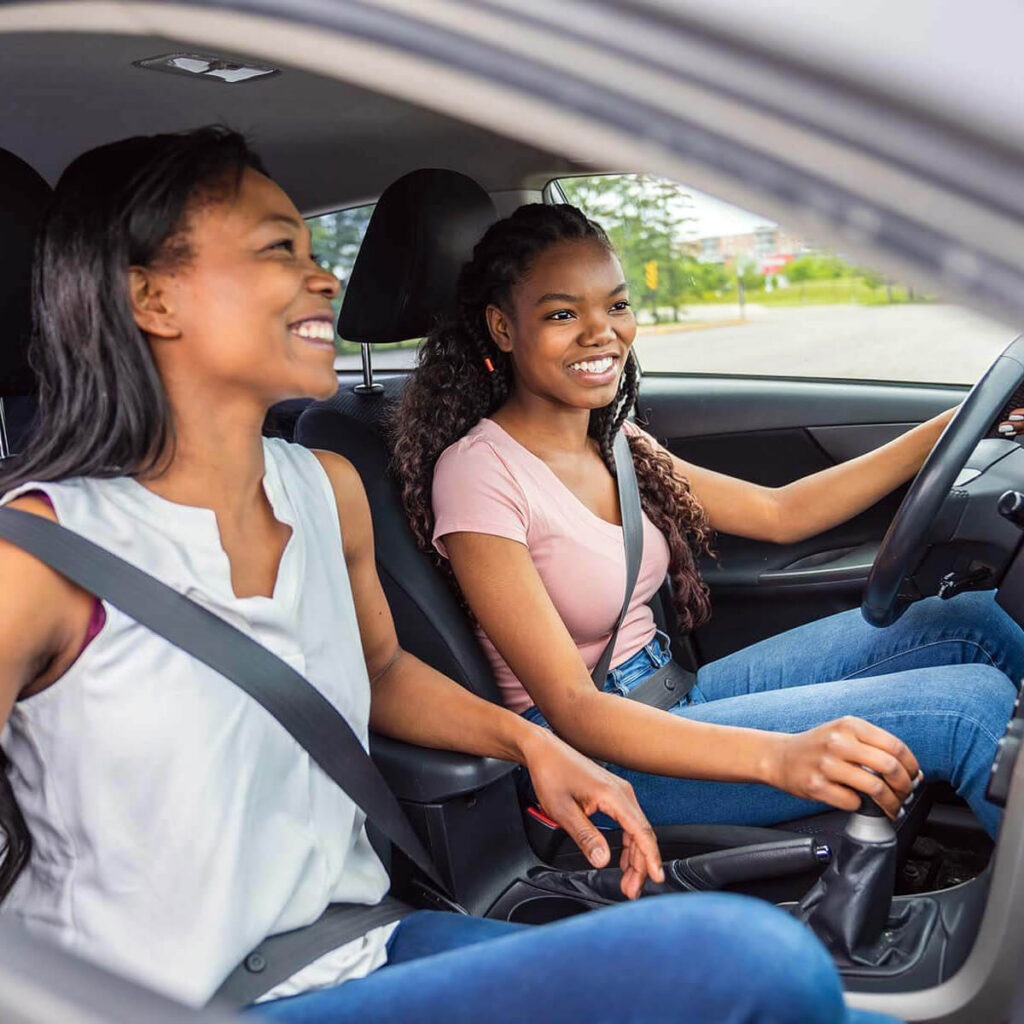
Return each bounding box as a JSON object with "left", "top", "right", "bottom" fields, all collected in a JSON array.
[{"left": 432, "top": 418, "right": 671, "bottom": 714}]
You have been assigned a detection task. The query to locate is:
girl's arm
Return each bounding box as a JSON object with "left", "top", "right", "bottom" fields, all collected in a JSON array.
[
  {"left": 666, "top": 408, "right": 957, "bottom": 544},
  {"left": 314, "top": 451, "right": 664, "bottom": 898},
  {"left": 442, "top": 527, "right": 919, "bottom": 818}
]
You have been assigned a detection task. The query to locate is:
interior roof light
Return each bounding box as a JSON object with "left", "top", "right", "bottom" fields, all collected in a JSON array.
[{"left": 133, "top": 53, "right": 279, "bottom": 84}]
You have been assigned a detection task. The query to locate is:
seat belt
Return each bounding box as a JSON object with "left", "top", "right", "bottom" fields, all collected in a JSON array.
[
  {"left": 590, "top": 430, "right": 645, "bottom": 686},
  {"left": 590, "top": 431, "right": 696, "bottom": 709},
  {"left": 0, "top": 507, "right": 447, "bottom": 1003},
  {"left": 214, "top": 897, "right": 411, "bottom": 1007}
]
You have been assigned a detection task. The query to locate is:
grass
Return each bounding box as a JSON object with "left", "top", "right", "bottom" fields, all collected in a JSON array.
[{"left": 677, "top": 277, "right": 925, "bottom": 309}]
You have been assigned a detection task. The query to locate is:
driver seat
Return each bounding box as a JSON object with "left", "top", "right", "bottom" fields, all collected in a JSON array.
[{"left": 295, "top": 169, "right": 929, "bottom": 866}]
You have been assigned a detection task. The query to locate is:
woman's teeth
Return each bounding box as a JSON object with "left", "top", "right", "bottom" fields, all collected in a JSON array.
[
  {"left": 290, "top": 320, "right": 335, "bottom": 342},
  {"left": 568, "top": 356, "right": 615, "bottom": 374}
]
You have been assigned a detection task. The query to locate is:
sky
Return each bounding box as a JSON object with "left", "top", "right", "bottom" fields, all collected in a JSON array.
[{"left": 682, "top": 184, "right": 776, "bottom": 239}]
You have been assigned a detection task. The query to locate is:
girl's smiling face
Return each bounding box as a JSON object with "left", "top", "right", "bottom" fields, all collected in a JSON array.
[
  {"left": 131, "top": 167, "right": 342, "bottom": 406},
  {"left": 486, "top": 238, "right": 636, "bottom": 412}
]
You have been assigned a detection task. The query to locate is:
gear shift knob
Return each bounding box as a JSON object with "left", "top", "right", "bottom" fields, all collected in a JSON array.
[
  {"left": 857, "top": 791, "right": 888, "bottom": 817},
  {"left": 846, "top": 792, "right": 897, "bottom": 843}
]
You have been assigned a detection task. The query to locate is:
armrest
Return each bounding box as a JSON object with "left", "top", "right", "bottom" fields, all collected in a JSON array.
[{"left": 369, "top": 733, "right": 519, "bottom": 803}]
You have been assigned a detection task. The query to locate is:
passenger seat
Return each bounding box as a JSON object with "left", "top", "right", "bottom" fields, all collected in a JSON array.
[{"left": 298, "top": 169, "right": 503, "bottom": 702}]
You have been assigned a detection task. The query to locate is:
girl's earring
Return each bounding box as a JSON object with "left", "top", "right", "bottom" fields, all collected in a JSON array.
[{"left": 484, "top": 358, "right": 495, "bottom": 373}]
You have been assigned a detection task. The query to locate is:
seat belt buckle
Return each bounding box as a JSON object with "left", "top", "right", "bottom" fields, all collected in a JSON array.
[{"left": 525, "top": 805, "right": 565, "bottom": 862}]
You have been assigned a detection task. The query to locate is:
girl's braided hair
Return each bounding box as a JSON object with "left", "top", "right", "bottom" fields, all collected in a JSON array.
[{"left": 391, "top": 203, "right": 712, "bottom": 630}]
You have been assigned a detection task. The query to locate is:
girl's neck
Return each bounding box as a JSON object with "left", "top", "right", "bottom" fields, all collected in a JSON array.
[{"left": 490, "top": 390, "right": 591, "bottom": 457}]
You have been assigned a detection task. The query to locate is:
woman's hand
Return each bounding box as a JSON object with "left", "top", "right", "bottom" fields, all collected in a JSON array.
[
  {"left": 764, "top": 716, "right": 921, "bottom": 818},
  {"left": 521, "top": 728, "right": 664, "bottom": 899}
]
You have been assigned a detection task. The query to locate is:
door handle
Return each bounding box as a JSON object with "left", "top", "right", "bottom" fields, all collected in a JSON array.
[{"left": 758, "top": 542, "right": 878, "bottom": 587}]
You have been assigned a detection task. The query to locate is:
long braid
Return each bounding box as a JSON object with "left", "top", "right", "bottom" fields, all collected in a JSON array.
[{"left": 392, "top": 203, "right": 713, "bottom": 630}]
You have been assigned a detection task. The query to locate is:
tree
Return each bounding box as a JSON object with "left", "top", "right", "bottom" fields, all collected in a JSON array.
[
  {"left": 307, "top": 204, "right": 375, "bottom": 316},
  {"left": 559, "top": 174, "right": 694, "bottom": 322}
]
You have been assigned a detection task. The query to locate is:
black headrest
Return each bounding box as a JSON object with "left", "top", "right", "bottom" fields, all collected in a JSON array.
[
  {"left": 0, "top": 149, "right": 50, "bottom": 396},
  {"left": 338, "top": 169, "right": 497, "bottom": 345}
]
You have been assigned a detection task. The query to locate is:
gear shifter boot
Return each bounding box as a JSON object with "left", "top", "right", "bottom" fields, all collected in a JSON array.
[
  {"left": 796, "top": 816, "right": 897, "bottom": 957},
  {"left": 796, "top": 795, "right": 937, "bottom": 972}
]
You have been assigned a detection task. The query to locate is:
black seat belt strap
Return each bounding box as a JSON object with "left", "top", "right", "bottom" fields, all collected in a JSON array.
[
  {"left": 0, "top": 507, "right": 445, "bottom": 893},
  {"left": 591, "top": 430, "right": 644, "bottom": 687},
  {"left": 212, "top": 896, "right": 413, "bottom": 1008}
]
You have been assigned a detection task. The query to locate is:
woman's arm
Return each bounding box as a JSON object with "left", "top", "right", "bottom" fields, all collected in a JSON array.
[
  {"left": 0, "top": 496, "right": 95, "bottom": 722},
  {"left": 314, "top": 452, "right": 664, "bottom": 897},
  {"left": 666, "top": 408, "right": 957, "bottom": 544},
  {"left": 443, "top": 528, "right": 919, "bottom": 818}
]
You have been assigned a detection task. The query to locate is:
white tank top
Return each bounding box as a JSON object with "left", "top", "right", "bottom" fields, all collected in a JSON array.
[{"left": 0, "top": 438, "right": 394, "bottom": 1007}]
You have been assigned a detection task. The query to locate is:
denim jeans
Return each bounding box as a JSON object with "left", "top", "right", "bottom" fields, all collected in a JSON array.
[
  {"left": 249, "top": 895, "right": 899, "bottom": 1023},
  {"left": 526, "top": 592, "right": 1023, "bottom": 836}
]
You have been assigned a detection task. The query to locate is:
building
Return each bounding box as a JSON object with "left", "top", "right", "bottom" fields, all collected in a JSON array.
[{"left": 692, "top": 225, "right": 807, "bottom": 275}]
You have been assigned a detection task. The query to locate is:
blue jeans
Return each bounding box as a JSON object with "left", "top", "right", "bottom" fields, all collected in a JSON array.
[
  {"left": 249, "top": 895, "right": 899, "bottom": 1023},
  {"left": 525, "top": 592, "right": 1022, "bottom": 836}
]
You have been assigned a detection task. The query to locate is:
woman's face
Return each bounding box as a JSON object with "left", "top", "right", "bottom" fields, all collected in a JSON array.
[
  {"left": 487, "top": 239, "right": 636, "bottom": 413},
  {"left": 133, "top": 167, "right": 341, "bottom": 405}
]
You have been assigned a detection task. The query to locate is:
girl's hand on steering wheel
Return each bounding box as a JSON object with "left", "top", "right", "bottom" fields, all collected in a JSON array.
[
  {"left": 998, "top": 407, "right": 1024, "bottom": 438},
  {"left": 765, "top": 716, "right": 921, "bottom": 818}
]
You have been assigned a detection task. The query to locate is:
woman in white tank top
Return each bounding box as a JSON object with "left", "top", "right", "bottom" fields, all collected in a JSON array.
[{"left": 0, "top": 128, "right": 893, "bottom": 1024}]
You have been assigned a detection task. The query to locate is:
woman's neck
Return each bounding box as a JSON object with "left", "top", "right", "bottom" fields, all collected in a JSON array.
[
  {"left": 491, "top": 391, "right": 592, "bottom": 458},
  {"left": 141, "top": 397, "right": 270, "bottom": 524}
]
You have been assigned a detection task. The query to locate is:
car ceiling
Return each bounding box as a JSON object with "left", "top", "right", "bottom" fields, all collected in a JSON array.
[{"left": 0, "top": 31, "right": 582, "bottom": 211}]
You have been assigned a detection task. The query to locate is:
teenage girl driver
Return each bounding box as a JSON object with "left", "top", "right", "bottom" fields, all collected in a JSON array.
[
  {"left": 0, "top": 129, "right": 900, "bottom": 1024},
  {"left": 394, "top": 203, "right": 1024, "bottom": 841}
]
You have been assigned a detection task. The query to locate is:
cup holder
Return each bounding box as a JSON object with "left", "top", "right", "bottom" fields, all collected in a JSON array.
[{"left": 506, "top": 895, "right": 593, "bottom": 925}]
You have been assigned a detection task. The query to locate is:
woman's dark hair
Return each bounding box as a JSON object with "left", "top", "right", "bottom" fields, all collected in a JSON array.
[
  {"left": 393, "top": 203, "right": 713, "bottom": 631},
  {"left": 0, "top": 126, "right": 266, "bottom": 904}
]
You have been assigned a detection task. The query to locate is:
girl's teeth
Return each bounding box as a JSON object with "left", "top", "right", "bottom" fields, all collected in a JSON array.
[{"left": 570, "top": 357, "right": 614, "bottom": 373}]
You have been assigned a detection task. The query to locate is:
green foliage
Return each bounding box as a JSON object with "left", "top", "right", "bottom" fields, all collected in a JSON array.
[
  {"left": 786, "top": 253, "right": 849, "bottom": 282},
  {"left": 307, "top": 204, "right": 375, "bottom": 316},
  {"left": 559, "top": 174, "right": 692, "bottom": 322}
]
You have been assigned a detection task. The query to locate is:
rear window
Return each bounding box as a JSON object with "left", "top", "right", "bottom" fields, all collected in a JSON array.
[{"left": 305, "top": 203, "right": 420, "bottom": 370}]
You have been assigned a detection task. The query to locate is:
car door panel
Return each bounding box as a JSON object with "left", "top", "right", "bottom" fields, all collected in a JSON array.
[{"left": 636, "top": 376, "right": 968, "bottom": 663}]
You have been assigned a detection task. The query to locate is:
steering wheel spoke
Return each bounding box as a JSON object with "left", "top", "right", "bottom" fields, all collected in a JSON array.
[{"left": 863, "top": 335, "right": 1024, "bottom": 627}]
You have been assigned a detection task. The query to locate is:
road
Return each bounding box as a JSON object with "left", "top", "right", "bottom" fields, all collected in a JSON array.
[
  {"left": 634, "top": 303, "right": 1014, "bottom": 384},
  {"left": 337, "top": 303, "right": 1017, "bottom": 385}
]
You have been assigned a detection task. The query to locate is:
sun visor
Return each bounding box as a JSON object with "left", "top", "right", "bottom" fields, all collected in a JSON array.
[{"left": 337, "top": 168, "right": 496, "bottom": 346}]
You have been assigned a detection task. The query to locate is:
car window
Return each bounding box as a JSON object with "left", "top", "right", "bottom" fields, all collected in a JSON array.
[
  {"left": 307, "top": 203, "right": 423, "bottom": 370},
  {"left": 553, "top": 174, "right": 1011, "bottom": 386},
  {"left": 299, "top": 203, "right": 395, "bottom": 372}
]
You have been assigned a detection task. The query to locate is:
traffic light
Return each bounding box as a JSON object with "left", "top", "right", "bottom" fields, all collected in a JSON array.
[{"left": 644, "top": 260, "right": 658, "bottom": 290}]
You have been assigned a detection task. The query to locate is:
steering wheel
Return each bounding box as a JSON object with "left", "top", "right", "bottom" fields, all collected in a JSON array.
[{"left": 862, "top": 334, "right": 1024, "bottom": 628}]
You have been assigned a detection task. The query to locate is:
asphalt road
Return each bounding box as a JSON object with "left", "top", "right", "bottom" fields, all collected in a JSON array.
[
  {"left": 337, "top": 303, "right": 1017, "bottom": 385},
  {"left": 634, "top": 303, "right": 1015, "bottom": 384}
]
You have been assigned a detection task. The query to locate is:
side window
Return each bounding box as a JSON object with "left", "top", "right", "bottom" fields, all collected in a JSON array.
[{"left": 554, "top": 174, "right": 1009, "bottom": 385}]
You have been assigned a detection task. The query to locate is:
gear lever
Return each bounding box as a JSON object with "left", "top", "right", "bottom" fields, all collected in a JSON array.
[
  {"left": 796, "top": 777, "right": 938, "bottom": 972},
  {"left": 796, "top": 789, "right": 897, "bottom": 960}
]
